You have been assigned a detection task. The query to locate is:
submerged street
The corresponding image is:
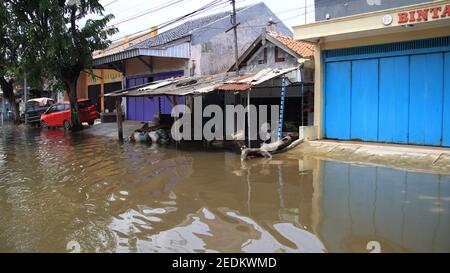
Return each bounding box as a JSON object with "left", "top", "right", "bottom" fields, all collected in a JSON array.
[{"left": 0, "top": 124, "right": 448, "bottom": 253}]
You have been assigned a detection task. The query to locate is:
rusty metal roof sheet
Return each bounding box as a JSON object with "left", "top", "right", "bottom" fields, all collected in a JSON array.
[
  {"left": 215, "top": 83, "right": 252, "bottom": 92},
  {"left": 216, "top": 67, "right": 298, "bottom": 91},
  {"left": 106, "top": 66, "right": 299, "bottom": 97}
]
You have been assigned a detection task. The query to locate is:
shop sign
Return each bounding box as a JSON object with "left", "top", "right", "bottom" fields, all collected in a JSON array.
[{"left": 397, "top": 4, "right": 450, "bottom": 24}]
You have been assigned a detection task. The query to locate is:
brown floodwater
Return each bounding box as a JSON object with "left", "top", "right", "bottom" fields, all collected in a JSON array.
[{"left": 0, "top": 124, "right": 449, "bottom": 253}]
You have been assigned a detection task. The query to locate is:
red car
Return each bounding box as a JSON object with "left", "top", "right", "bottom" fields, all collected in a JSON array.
[{"left": 40, "top": 99, "right": 99, "bottom": 129}]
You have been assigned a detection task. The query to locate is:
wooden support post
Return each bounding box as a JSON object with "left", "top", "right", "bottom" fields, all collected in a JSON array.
[
  {"left": 100, "top": 70, "right": 105, "bottom": 113},
  {"left": 116, "top": 97, "right": 123, "bottom": 141}
]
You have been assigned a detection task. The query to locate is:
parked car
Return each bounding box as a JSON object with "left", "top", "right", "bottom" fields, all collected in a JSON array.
[
  {"left": 22, "top": 98, "right": 55, "bottom": 125},
  {"left": 40, "top": 99, "right": 99, "bottom": 129}
]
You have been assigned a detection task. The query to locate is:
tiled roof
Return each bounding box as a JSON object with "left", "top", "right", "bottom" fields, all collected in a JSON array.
[
  {"left": 268, "top": 33, "right": 315, "bottom": 59},
  {"left": 132, "top": 11, "right": 233, "bottom": 49}
]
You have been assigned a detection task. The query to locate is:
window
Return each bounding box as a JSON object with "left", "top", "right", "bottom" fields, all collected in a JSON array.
[
  {"left": 26, "top": 101, "right": 39, "bottom": 111},
  {"left": 258, "top": 48, "right": 268, "bottom": 64},
  {"left": 46, "top": 105, "right": 56, "bottom": 114},
  {"left": 56, "top": 104, "right": 66, "bottom": 112},
  {"left": 275, "top": 47, "right": 285, "bottom": 63},
  {"left": 78, "top": 100, "right": 93, "bottom": 109},
  {"left": 46, "top": 100, "right": 55, "bottom": 107}
]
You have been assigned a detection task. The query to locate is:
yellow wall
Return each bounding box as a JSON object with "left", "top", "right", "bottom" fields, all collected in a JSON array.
[
  {"left": 86, "top": 69, "right": 123, "bottom": 86},
  {"left": 323, "top": 26, "right": 450, "bottom": 50},
  {"left": 76, "top": 72, "right": 88, "bottom": 99}
]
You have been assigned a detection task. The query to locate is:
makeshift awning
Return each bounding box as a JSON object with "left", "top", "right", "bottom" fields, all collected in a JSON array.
[
  {"left": 216, "top": 67, "right": 299, "bottom": 91},
  {"left": 105, "top": 66, "right": 299, "bottom": 98},
  {"left": 93, "top": 43, "right": 190, "bottom": 67}
]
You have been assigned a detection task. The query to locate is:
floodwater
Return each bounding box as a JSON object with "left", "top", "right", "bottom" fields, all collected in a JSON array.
[{"left": 0, "top": 124, "right": 449, "bottom": 253}]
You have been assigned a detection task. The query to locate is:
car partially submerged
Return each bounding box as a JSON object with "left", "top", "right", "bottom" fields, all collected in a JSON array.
[{"left": 23, "top": 98, "right": 55, "bottom": 125}]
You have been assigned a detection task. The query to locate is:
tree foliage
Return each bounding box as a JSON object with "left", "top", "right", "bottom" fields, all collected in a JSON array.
[
  {"left": 1, "top": 0, "right": 117, "bottom": 129},
  {"left": 0, "top": 0, "right": 23, "bottom": 122}
]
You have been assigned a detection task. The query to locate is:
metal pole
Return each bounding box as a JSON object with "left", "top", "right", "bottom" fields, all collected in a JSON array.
[
  {"left": 247, "top": 89, "right": 251, "bottom": 148},
  {"left": 231, "top": 0, "right": 240, "bottom": 76},
  {"left": 301, "top": 83, "right": 304, "bottom": 127},
  {"left": 24, "top": 76, "right": 28, "bottom": 124},
  {"left": 278, "top": 77, "right": 287, "bottom": 140}
]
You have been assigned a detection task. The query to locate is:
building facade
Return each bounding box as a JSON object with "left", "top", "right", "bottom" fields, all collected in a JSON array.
[
  {"left": 294, "top": 0, "right": 450, "bottom": 147},
  {"left": 229, "top": 31, "right": 315, "bottom": 128},
  {"left": 91, "top": 2, "right": 292, "bottom": 122}
]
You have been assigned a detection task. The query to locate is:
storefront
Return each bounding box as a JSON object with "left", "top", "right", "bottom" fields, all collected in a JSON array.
[{"left": 294, "top": 0, "right": 450, "bottom": 147}]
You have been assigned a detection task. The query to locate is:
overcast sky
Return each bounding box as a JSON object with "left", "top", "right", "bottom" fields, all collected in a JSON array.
[{"left": 92, "top": 0, "right": 315, "bottom": 41}]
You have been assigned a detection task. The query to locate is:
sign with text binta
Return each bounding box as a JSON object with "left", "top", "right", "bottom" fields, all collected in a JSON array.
[{"left": 397, "top": 4, "right": 450, "bottom": 24}]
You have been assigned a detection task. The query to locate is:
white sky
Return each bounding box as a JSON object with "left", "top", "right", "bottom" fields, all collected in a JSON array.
[{"left": 91, "top": 0, "right": 316, "bottom": 41}]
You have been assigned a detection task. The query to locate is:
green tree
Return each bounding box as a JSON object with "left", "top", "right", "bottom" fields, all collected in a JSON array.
[
  {"left": 11, "top": 0, "right": 117, "bottom": 130},
  {"left": 0, "top": 0, "right": 21, "bottom": 123}
]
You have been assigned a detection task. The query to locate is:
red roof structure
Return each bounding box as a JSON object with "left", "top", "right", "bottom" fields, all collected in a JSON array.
[{"left": 268, "top": 33, "right": 315, "bottom": 59}]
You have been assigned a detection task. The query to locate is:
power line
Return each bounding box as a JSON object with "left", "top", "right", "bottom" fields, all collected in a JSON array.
[
  {"left": 197, "top": 2, "right": 316, "bottom": 31},
  {"left": 107, "top": 0, "right": 227, "bottom": 49},
  {"left": 106, "top": 0, "right": 313, "bottom": 38},
  {"left": 108, "top": 0, "right": 186, "bottom": 27},
  {"left": 106, "top": 0, "right": 314, "bottom": 50},
  {"left": 107, "top": 0, "right": 247, "bottom": 36},
  {"left": 103, "top": 0, "right": 120, "bottom": 7},
  {"left": 157, "top": 0, "right": 227, "bottom": 31}
]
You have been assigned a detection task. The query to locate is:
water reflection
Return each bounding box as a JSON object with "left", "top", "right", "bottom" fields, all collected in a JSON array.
[
  {"left": 0, "top": 124, "right": 448, "bottom": 253},
  {"left": 320, "top": 161, "right": 450, "bottom": 252}
]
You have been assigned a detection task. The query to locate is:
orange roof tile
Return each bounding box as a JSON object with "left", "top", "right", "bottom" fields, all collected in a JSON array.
[{"left": 268, "top": 33, "right": 315, "bottom": 59}]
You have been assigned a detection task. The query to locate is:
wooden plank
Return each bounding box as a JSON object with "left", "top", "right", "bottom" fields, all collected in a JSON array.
[{"left": 116, "top": 97, "right": 124, "bottom": 141}]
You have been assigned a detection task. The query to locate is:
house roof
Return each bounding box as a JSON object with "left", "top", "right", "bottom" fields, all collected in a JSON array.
[
  {"left": 132, "top": 11, "right": 234, "bottom": 49},
  {"left": 230, "top": 31, "right": 315, "bottom": 72},
  {"left": 92, "top": 10, "right": 237, "bottom": 67},
  {"left": 268, "top": 33, "right": 315, "bottom": 59},
  {"left": 106, "top": 66, "right": 299, "bottom": 98}
]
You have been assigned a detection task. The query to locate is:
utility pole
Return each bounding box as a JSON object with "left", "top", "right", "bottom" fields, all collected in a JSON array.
[
  {"left": 304, "top": 0, "right": 307, "bottom": 24},
  {"left": 229, "top": 0, "right": 240, "bottom": 76}
]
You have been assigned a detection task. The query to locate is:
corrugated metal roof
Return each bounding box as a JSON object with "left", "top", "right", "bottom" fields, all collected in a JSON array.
[
  {"left": 106, "top": 73, "right": 235, "bottom": 97},
  {"left": 93, "top": 43, "right": 190, "bottom": 67},
  {"left": 215, "top": 83, "right": 252, "bottom": 91},
  {"left": 106, "top": 67, "right": 298, "bottom": 97},
  {"left": 131, "top": 11, "right": 234, "bottom": 49}
]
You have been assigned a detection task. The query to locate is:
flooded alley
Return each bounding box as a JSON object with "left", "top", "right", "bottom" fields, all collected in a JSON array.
[{"left": 0, "top": 124, "right": 449, "bottom": 253}]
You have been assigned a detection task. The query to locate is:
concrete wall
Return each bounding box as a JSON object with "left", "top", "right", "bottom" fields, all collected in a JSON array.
[
  {"left": 190, "top": 2, "right": 293, "bottom": 76},
  {"left": 315, "top": 0, "right": 435, "bottom": 21},
  {"left": 242, "top": 42, "right": 299, "bottom": 72}
]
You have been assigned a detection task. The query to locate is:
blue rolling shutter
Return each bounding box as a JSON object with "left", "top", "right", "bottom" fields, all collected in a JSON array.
[
  {"left": 351, "top": 59, "right": 379, "bottom": 142},
  {"left": 324, "top": 61, "right": 351, "bottom": 140},
  {"left": 378, "top": 56, "right": 410, "bottom": 144}
]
